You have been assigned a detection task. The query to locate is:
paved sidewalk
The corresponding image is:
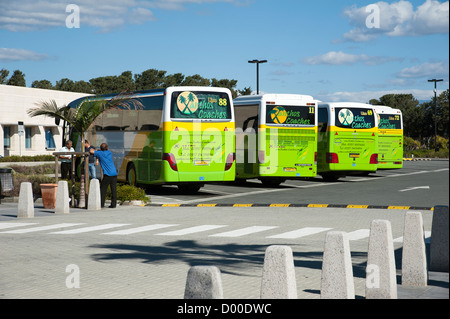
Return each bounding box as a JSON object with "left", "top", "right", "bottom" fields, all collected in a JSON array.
[{"left": 0, "top": 201, "right": 448, "bottom": 299}]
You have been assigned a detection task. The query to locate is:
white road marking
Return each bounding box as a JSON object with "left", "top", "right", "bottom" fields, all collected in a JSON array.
[
  {"left": 49, "top": 224, "right": 129, "bottom": 234},
  {"left": 211, "top": 226, "right": 278, "bottom": 237},
  {"left": 0, "top": 223, "right": 37, "bottom": 230},
  {"left": 156, "top": 225, "right": 227, "bottom": 236},
  {"left": 0, "top": 223, "right": 84, "bottom": 234},
  {"left": 266, "top": 227, "right": 331, "bottom": 239},
  {"left": 103, "top": 224, "right": 178, "bottom": 235},
  {"left": 346, "top": 229, "right": 370, "bottom": 241}
]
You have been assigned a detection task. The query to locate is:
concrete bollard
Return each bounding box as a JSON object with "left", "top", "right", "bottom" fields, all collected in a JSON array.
[
  {"left": 402, "top": 212, "right": 427, "bottom": 286},
  {"left": 55, "top": 181, "right": 69, "bottom": 214},
  {"left": 260, "top": 245, "right": 297, "bottom": 299},
  {"left": 320, "top": 231, "right": 355, "bottom": 299},
  {"left": 87, "top": 179, "right": 101, "bottom": 210},
  {"left": 430, "top": 205, "right": 449, "bottom": 272},
  {"left": 366, "top": 219, "right": 397, "bottom": 299},
  {"left": 17, "top": 182, "right": 34, "bottom": 218},
  {"left": 184, "top": 266, "right": 224, "bottom": 299}
]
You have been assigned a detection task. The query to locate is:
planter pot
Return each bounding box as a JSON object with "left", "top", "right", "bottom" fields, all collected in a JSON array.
[{"left": 40, "top": 183, "right": 58, "bottom": 209}]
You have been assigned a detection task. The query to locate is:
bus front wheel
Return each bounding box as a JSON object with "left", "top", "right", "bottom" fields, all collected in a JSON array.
[{"left": 127, "top": 163, "right": 137, "bottom": 187}]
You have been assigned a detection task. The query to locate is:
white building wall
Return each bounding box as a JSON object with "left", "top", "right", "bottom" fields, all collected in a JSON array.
[{"left": 0, "top": 84, "right": 90, "bottom": 157}]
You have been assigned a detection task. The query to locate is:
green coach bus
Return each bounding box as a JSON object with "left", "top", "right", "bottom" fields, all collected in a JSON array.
[
  {"left": 233, "top": 94, "right": 318, "bottom": 186},
  {"left": 374, "top": 105, "right": 403, "bottom": 169},
  {"left": 68, "top": 86, "right": 236, "bottom": 192},
  {"left": 317, "top": 102, "right": 378, "bottom": 181}
]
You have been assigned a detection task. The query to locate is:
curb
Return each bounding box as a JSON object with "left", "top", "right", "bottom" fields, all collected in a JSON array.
[{"left": 147, "top": 203, "right": 434, "bottom": 210}]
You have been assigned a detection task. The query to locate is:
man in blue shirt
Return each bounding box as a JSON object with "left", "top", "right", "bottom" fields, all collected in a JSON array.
[{"left": 90, "top": 143, "right": 117, "bottom": 208}]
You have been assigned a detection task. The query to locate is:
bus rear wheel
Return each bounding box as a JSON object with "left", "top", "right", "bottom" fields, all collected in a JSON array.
[{"left": 127, "top": 163, "right": 137, "bottom": 187}]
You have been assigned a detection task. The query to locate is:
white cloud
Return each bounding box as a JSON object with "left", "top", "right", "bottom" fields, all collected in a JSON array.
[
  {"left": 315, "top": 88, "right": 446, "bottom": 103},
  {"left": 0, "top": 48, "right": 50, "bottom": 62},
  {"left": 397, "top": 61, "right": 449, "bottom": 78},
  {"left": 0, "top": 0, "right": 243, "bottom": 32},
  {"left": 339, "top": 0, "right": 449, "bottom": 42},
  {"left": 303, "top": 51, "right": 403, "bottom": 66}
]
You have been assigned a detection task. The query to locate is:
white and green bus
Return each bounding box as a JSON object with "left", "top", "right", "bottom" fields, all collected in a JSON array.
[
  {"left": 374, "top": 105, "right": 403, "bottom": 169},
  {"left": 68, "top": 86, "right": 236, "bottom": 193},
  {"left": 317, "top": 102, "right": 378, "bottom": 181},
  {"left": 233, "top": 94, "right": 318, "bottom": 186}
]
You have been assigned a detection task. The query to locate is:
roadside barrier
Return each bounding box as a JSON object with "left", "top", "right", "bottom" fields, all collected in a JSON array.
[
  {"left": 260, "top": 245, "right": 297, "bottom": 299},
  {"left": 402, "top": 212, "right": 427, "bottom": 286},
  {"left": 184, "top": 266, "right": 223, "bottom": 299},
  {"left": 87, "top": 179, "right": 101, "bottom": 211},
  {"left": 55, "top": 181, "right": 70, "bottom": 215},
  {"left": 320, "top": 231, "right": 355, "bottom": 299},
  {"left": 17, "top": 182, "right": 34, "bottom": 218},
  {"left": 366, "top": 220, "right": 397, "bottom": 299},
  {"left": 430, "top": 206, "right": 449, "bottom": 272}
]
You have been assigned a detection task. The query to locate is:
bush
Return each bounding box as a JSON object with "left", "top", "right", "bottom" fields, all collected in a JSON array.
[
  {"left": 5, "top": 174, "right": 55, "bottom": 198},
  {"left": 111, "top": 184, "right": 150, "bottom": 204},
  {"left": 0, "top": 155, "right": 55, "bottom": 162}
]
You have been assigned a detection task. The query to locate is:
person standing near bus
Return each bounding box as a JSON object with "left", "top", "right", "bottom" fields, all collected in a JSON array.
[
  {"left": 90, "top": 143, "right": 117, "bottom": 208},
  {"left": 59, "top": 140, "right": 74, "bottom": 180},
  {"left": 84, "top": 140, "right": 99, "bottom": 179}
]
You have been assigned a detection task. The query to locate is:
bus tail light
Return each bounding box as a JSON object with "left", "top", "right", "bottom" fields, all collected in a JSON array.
[
  {"left": 394, "top": 161, "right": 402, "bottom": 165},
  {"left": 326, "top": 152, "right": 339, "bottom": 163},
  {"left": 163, "top": 153, "right": 178, "bottom": 171},
  {"left": 370, "top": 154, "right": 378, "bottom": 164},
  {"left": 225, "top": 152, "right": 235, "bottom": 171},
  {"left": 314, "top": 152, "right": 317, "bottom": 165}
]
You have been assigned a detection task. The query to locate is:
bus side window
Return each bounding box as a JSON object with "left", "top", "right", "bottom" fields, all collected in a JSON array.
[{"left": 318, "top": 108, "right": 328, "bottom": 132}]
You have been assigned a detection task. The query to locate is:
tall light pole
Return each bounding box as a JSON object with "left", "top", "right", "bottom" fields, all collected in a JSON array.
[
  {"left": 428, "top": 79, "right": 443, "bottom": 152},
  {"left": 248, "top": 59, "right": 267, "bottom": 95}
]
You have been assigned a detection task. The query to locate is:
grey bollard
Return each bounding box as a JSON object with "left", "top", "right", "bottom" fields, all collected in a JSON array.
[
  {"left": 260, "top": 245, "right": 297, "bottom": 299},
  {"left": 366, "top": 219, "right": 397, "bottom": 299},
  {"left": 430, "top": 205, "right": 449, "bottom": 272},
  {"left": 402, "top": 212, "right": 427, "bottom": 286},
  {"left": 17, "top": 182, "right": 34, "bottom": 218},
  {"left": 55, "top": 181, "right": 69, "bottom": 214},
  {"left": 87, "top": 179, "right": 101, "bottom": 210},
  {"left": 184, "top": 266, "right": 224, "bottom": 299},
  {"left": 320, "top": 231, "right": 355, "bottom": 299}
]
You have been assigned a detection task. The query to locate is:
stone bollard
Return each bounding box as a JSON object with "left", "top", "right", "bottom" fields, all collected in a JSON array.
[
  {"left": 260, "top": 245, "right": 297, "bottom": 299},
  {"left": 320, "top": 231, "right": 355, "bottom": 299},
  {"left": 430, "top": 205, "right": 449, "bottom": 272},
  {"left": 402, "top": 212, "right": 427, "bottom": 286},
  {"left": 55, "top": 181, "right": 69, "bottom": 214},
  {"left": 87, "top": 179, "right": 101, "bottom": 210},
  {"left": 366, "top": 219, "right": 397, "bottom": 299},
  {"left": 17, "top": 182, "right": 34, "bottom": 218},
  {"left": 184, "top": 266, "right": 224, "bottom": 299}
]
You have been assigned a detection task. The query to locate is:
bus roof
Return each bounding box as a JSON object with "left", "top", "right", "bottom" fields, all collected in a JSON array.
[
  {"left": 318, "top": 102, "right": 375, "bottom": 109},
  {"left": 234, "top": 93, "right": 314, "bottom": 106},
  {"left": 67, "top": 86, "right": 233, "bottom": 109},
  {"left": 372, "top": 105, "right": 402, "bottom": 115}
]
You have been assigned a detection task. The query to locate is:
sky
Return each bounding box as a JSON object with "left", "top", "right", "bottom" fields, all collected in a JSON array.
[{"left": 0, "top": 0, "right": 448, "bottom": 103}]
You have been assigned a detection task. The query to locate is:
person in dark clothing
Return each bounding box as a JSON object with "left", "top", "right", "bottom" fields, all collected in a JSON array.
[{"left": 90, "top": 143, "right": 117, "bottom": 208}]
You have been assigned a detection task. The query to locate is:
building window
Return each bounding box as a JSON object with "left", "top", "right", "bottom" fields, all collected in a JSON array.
[
  {"left": 45, "top": 128, "right": 56, "bottom": 149},
  {"left": 3, "top": 126, "right": 11, "bottom": 148},
  {"left": 25, "top": 127, "right": 32, "bottom": 149}
]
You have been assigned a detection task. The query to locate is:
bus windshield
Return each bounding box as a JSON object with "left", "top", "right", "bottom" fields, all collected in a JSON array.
[
  {"left": 378, "top": 114, "right": 402, "bottom": 129},
  {"left": 265, "top": 105, "right": 315, "bottom": 126},
  {"left": 335, "top": 107, "right": 375, "bottom": 129},
  {"left": 171, "top": 91, "right": 232, "bottom": 120}
]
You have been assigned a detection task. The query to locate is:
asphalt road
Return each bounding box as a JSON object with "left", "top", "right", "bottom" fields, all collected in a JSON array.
[{"left": 147, "top": 160, "right": 449, "bottom": 208}]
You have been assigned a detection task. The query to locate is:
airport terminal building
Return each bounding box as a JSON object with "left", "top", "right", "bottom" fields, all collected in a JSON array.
[{"left": 0, "top": 84, "right": 88, "bottom": 158}]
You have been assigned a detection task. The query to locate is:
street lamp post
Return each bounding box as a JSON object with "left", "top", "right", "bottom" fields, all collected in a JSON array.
[
  {"left": 428, "top": 79, "right": 443, "bottom": 152},
  {"left": 248, "top": 59, "right": 267, "bottom": 95}
]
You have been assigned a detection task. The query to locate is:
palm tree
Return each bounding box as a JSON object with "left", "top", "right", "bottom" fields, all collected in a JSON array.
[{"left": 28, "top": 92, "right": 143, "bottom": 207}]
